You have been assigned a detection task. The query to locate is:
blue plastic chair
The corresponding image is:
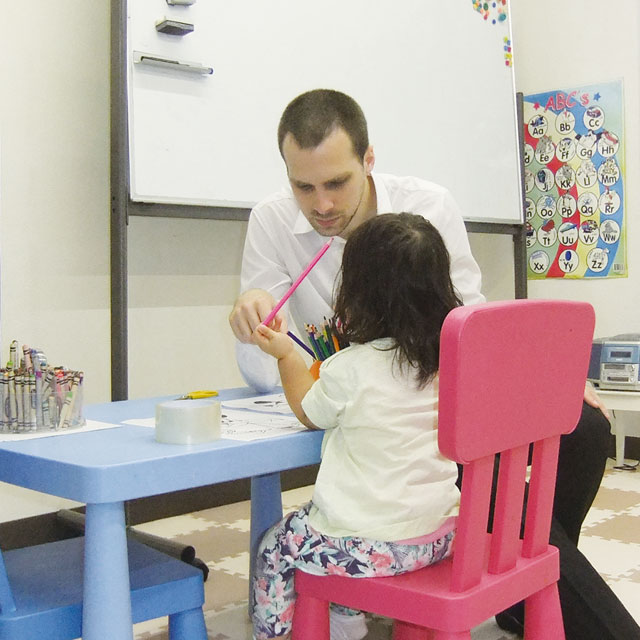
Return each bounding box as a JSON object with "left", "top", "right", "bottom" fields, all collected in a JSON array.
[{"left": 0, "top": 535, "right": 207, "bottom": 639}]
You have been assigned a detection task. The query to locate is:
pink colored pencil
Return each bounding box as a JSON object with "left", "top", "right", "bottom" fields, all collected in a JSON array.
[{"left": 262, "top": 237, "right": 334, "bottom": 327}]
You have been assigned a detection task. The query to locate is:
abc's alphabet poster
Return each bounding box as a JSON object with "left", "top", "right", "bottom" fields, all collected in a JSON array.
[{"left": 523, "top": 80, "right": 626, "bottom": 279}]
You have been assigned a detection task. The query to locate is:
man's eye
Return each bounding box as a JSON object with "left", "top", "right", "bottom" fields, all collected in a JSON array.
[
  {"left": 296, "top": 184, "right": 313, "bottom": 192},
  {"left": 327, "top": 179, "right": 347, "bottom": 189}
]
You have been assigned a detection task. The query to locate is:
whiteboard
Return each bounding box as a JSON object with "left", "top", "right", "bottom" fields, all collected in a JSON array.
[{"left": 127, "top": 0, "right": 523, "bottom": 224}]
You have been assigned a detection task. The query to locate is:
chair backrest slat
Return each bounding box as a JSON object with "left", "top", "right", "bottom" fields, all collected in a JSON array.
[
  {"left": 450, "top": 455, "right": 494, "bottom": 592},
  {"left": 523, "top": 436, "right": 561, "bottom": 558},
  {"left": 488, "top": 444, "right": 529, "bottom": 574}
]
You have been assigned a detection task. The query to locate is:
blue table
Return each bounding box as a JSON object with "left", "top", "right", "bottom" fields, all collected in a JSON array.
[{"left": 0, "top": 388, "right": 323, "bottom": 639}]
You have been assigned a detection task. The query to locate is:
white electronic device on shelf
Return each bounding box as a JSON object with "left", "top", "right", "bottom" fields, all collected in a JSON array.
[{"left": 588, "top": 334, "right": 640, "bottom": 391}]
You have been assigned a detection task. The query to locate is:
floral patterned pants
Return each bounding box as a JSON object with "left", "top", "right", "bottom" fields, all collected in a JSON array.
[{"left": 251, "top": 501, "right": 455, "bottom": 639}]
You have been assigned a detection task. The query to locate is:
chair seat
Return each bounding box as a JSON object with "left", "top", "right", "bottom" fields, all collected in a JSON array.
[
  {"left": 0, "top": 536, "right": 204, "bottom": 640},
  {"left": 295, "top": 537, "right": 560, "bottom": 633}
]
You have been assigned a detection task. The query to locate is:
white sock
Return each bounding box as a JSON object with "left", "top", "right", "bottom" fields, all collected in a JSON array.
[{"left": 330, "top": 610, "right": 368, "bottom": 640}]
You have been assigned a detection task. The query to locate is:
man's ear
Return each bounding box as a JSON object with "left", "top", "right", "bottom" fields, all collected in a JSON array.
[{"left": 364, "top": 146, "right": 375, "bottom": 175}]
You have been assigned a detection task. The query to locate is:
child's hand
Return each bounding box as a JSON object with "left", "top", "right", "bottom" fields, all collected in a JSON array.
[{"left": 253, "top": 323, "right": 294, "bottom": 360}]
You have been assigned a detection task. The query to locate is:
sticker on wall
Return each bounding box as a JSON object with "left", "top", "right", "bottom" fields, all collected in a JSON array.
[
  {"left": 523, "top": 80, "right": 626, "bottom": 279},
  {"left": 472, "top": 0, "right": 507, "bottom": 24},
  {"left": 471, "top": 1, "right": 511, "bottom": 65}
]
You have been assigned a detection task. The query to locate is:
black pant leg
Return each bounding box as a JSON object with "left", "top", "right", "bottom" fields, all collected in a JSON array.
[
  {"left": 553, "top": 401, "right": 611, "bottom": 545},
  {"left": 550, "top": 518, "right": 640, "bottom": 640},
  {"left": 496, "top": 519, "right": 640, "bottom": 640}
]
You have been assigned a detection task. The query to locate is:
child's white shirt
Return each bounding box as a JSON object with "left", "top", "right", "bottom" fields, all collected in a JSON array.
[{"left": 301, "top": 339, "right": 460, "bottom": 541}]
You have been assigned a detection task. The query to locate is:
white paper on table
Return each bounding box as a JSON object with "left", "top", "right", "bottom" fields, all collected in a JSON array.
[
  {"left": 0, "top": 419, "right": 122, "bottom": 442},
  {"left": 219, "top": 407, "right": 305, "bottom": 440},
  {"left": 221, "top": 392, "right": 293, "bottom": 415},
  {"left": 124, "top": 407, "right": 306, "bottom": 441}
]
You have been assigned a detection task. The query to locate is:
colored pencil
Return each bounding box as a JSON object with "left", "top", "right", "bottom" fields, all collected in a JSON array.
[
  {"left": 262, "top": 238, "right": 334, "bottom": 327},
  {"left": 287, "top": 331, "right": 317, "bottom": 359}
]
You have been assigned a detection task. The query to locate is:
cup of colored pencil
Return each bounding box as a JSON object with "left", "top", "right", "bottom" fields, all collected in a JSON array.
[{"left": 305, "top": 319, "right": 348, "bottom": 362}]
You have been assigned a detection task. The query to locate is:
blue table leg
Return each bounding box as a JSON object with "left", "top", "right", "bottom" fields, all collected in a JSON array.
[
  {"left": 249, "top": 473, "right": 283, "bottom": 614},
  {"left": 83, "top": 501, "right": 133, "bottom": 639}
]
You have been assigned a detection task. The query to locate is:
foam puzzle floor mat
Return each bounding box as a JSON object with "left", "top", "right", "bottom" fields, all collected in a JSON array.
[{"left": 133, "top": 460, "right": 640, "bottom": 639}]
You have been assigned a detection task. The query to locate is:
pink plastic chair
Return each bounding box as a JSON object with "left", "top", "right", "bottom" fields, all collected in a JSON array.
[{"left": 292, "top": 299, "right": 595, "bottom": 639}]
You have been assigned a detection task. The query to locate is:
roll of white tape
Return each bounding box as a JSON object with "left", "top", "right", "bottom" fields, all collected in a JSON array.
[{"left": 155, "top": 399, "right": 221, "bottom": 444}]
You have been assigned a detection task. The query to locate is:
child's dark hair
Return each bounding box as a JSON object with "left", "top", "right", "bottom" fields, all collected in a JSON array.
[{"left": 333, "top": 213, "right": 462, "bottom": 388}]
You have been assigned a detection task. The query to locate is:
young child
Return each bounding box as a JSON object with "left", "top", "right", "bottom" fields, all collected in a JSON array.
[{"left": 251, "top": 213, "right": 463, "bottom": 640}]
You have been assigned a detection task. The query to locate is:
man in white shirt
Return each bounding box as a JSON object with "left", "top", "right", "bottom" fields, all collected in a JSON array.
[
  {"left": 228, "top": 89, "right": 635, "bottom": 640},
  {"left": 229, "top": 89, "right": 483, "bottom": 390}
]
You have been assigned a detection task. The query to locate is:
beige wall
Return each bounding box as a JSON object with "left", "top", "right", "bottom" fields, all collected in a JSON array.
[
  {"left": 0, "top": 0, "right": 637, "bottom": 520},
  {"left": 127, "top": 216, "right": 247, "bottom": 398},
  {"left": 1, "top": 2, "right": 111, "bottom": 401},
  {"left": 0, "top": 2, "right": 112, "bottom": 519}
]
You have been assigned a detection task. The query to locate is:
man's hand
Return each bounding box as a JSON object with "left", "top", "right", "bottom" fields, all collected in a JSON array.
[
  {"left": 229, "top": 289, "right": 284, "bottom": 343},
  {"left": 584, "top": 381, "right": 610, "bottom": 420}
]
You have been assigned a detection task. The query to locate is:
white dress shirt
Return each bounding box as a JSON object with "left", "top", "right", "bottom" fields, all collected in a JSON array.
[{"left": 236, "top": 173, "right": 485, "bottom": 390}]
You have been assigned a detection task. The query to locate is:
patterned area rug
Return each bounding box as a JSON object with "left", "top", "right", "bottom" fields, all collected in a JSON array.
[{"left": 133, "top": 460, "right": 640, "bottom": 639}]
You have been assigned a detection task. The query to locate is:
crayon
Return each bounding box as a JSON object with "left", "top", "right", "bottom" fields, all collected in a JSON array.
[
  {"left": 22, "top": 345, "right": 33, "bottom": 371},
  {"left": 35, "top": 370, "right": 44, "bottom": 428},
  {"left": 28, "top": 374, "right": 37, "bottom": 430},
  {"left": 15, "top": 373, "right": 25, "bottom": 431},
  {"left": 59, "top": 374, "right": 81, "bottom": 429},
  {"left": 0, "top": 371, "right": 5, "bottom": 431},
  {"left": 48, "top": 395, "right": 59, "bottom": 429},
  {"left": 9, "top": 341, "right": 18, "bottom": 371},
  {"left": 69, "top": 373, "right": 84, "bottom": 426},
  {"left": 7, "top": 371, "right": 17, "bottom": 432}
]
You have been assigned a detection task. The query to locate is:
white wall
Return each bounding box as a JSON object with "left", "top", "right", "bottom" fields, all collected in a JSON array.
[{"left": 0, "top": 0, "right": 637, "bottom": 521}]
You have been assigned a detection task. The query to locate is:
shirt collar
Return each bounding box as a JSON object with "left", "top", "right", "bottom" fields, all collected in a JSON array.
[
  {"left": 371, "top": 173, "right": 391, "bottom": 214},
  {"left": 292, "top": 172, "right": 390, "bottom": 236}
]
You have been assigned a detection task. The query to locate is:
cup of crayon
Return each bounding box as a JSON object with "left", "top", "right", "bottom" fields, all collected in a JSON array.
[{"left": 1, "top": 358, "right": 85, "bottom": 433}]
